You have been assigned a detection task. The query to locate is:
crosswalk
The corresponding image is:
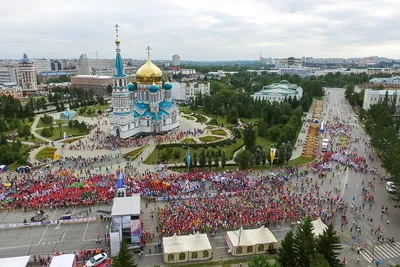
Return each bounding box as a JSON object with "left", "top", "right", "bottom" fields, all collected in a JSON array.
[{"left": 361, "top": 241, "right": 400, "bottom": 262}]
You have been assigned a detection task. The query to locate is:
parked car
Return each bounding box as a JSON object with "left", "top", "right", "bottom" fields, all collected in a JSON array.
[
  {"left": 84, "top": 253, "right": 108, "bottom": 267},
  {"left": 386, "top": 182, "right": 396, "bottom": 193}
]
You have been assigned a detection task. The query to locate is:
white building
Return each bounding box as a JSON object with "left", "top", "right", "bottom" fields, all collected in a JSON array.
[
  {"left": 16, "top": 54, "right": 38, "bottom": 96},
  {"left": 252, "top": 80, "right": 303, "bottom": 102},
  {"left": 369, "top": 76, "right": 400, "bottom": 85},
  {"left": 109, "top": 27, "right": 180, "bottom": 138},
  {"left": 180, "top": 82, "right": 210, "bottom": 101},
  {"left": 362, "top": 88, "right": 400, "bottom": 110},
  {"left": 279, "top": 68, "right": 312, "bottom": 78},
  {"left": 172, "top": 55, "right": 180, "bottom": 66},
  {"left": 0, "top": 66, "right": 17, "bottom": 83},
  {"left": 32, "top": 59, "right": 51, "bottom": 74}
]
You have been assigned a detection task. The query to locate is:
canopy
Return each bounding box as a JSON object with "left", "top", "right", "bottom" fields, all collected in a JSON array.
[
  {"left": 226, "top": 226, "right": 277, "bottom": 247},
  {"left": 312, "top": 218, "right": 327, "bottom": 236},
  {"left": 0, "top": 165, "right": 6, "bottom": 172},
  {"left": 111, "top": 194, "right": 141, "bottom": 216},
  {"left": 49, "top": 254, "right": 75, "bottom": 267},
  {"left": 163, "top": 233, "right": 212, "bottom": 254},
  {"left": 0, "top": 256, "right": 30, "bottom": 267}
]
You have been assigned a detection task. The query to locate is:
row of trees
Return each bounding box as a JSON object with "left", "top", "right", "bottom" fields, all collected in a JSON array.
[
  {"left": 188, "top": 148, "right": 227, "bottom": 168},
  {"left": 0, "top": 137, "right": 28, "bottom": 165}
]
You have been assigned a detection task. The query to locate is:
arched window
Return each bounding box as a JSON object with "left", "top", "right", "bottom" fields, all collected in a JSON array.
[
  {"left": 179, "top": 253, "right": 185, "bottom": 260},
  {"left": 168, "top": 254, "right": 174, "bottom": 262},
  {"left": 258, "top": 244, "right": 264, "bottom": 252},
  {"left": 202, "top": 250, "right": 209, "bottom": 258},
  {"left": 141, "top": 91, "right": 144, "bottom": 101},
  {"left": 163, "top": 119, "right": 166, "bottom": 126},
  {"left": 191, "top": 252, "right": 198, "bottom": 259},
  {"left": 268, "top": 243, "right": 275, "bottom": 250},
  {"left": 119, "top": 79, "right": 122, "bottom": 87},
  {"left": 247, "top": 246, "right": 253, "bottom": 253},
  {"left": 236, "top": 247, "right": 242, "bottom": 254},
  {"left": 147, "top": 120, "right": 150, "bottom": 127},
  {"left": 146, "top": 91, "right": 150, "bottom": 101}
]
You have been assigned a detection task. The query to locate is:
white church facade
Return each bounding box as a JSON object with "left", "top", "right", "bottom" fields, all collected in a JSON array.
[{"left": 109, "top": 25, "right": 180, "bottom": 138}]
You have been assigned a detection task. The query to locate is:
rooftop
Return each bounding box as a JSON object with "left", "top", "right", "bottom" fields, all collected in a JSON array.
[{"left": 111, "top": 195, "right": 141, "bottom": 216}]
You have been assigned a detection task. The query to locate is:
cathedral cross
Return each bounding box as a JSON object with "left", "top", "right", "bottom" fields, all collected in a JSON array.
[
  {"left": 115, "top": 23, "right": 119, "bottom": 36},
  {"left": 146, "top": 46, "right": 152, "bottom": 56}
]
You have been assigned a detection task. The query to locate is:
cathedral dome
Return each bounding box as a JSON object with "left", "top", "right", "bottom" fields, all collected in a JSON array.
[
  {"left": 164, "top": 82, "right": 172, "bottom": 90},
  {"left": 136, "top": 56, "right": 163, "bottom": 83},
  {"left": 128, "top": 82, "right": 135, "bottom": 91},
  {"left": 149, "top": 82, "right": 158, "bottom": 93}
]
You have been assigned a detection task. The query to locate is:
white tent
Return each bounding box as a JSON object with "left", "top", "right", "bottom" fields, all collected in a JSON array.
[
  {"left": 0, "top": 256, "right": 30, "bottom": 267},
  {"left": 49, "top": 254, "right": 76, "bottom": 267},
  {"left": 226, "top": 226, "right": 278, "bottom": 256},
  {"left": 312, "top": 218, "right": 328, "bottom": 236},
  {"left": 163, "top": 233, "right": 212, "bottom": 263}
]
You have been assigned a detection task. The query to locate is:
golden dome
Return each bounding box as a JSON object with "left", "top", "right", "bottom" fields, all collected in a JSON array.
[
  {"left": 115, "top": 37, "right": 120, "bottom": 45},
  {"left": 136, "top": 56, "right": 163, "bottom": 83}
]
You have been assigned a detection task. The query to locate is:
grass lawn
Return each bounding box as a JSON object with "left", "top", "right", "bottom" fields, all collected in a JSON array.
[
  {"left": 241, "top": 117, "right": 260, "bottom": 123},
  {"left": 256, "top": 135, "right": 272, "bottom": 150},
  {"left": 78, "top": 104, "right": 110, "bottom": 117},
  {"left": 180, "top": 138, "right": 196, "bottom": 144},
  {"left": 124, "top": 147, "right": 145, "bottom": 159},
  {"left": 205, "top": 126, "right": 217, "bottom": 130},
  {"left": 36, "top": 126, "right": 90, "bottom": 141},
  {"left": 7, "top": 145, "right": 38, "bottom": 170},
  {"left": 36, "top": 147, "right": 57, "bottom": 161},
  {"left": 211, "top": 129, "right": 227, "bottom": 136},
  {"left": 199, "top": 135, "right": 223, "bottom": 143},
  {"left": 63, "top": 136, "right": 84, "bottom": 144},
  {"left": 289, "top": 156, "right": 315, "bottom": 166},
  {"left": 182, "top": 115, "right": 195, "bottom": 120},
  {"left": 179, "top": 106, "right": 192, "bottom": 114},
  {"left": 144, "top": 147, "right": 187, "bottom": 164}
]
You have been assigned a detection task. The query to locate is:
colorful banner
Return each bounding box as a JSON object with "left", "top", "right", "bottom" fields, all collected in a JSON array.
[
  {"left": 130, "top": 219, "right": 141, "bottom": 243},
  {"left": 270, "top": 148, "right": 277, "bottom": 163}
]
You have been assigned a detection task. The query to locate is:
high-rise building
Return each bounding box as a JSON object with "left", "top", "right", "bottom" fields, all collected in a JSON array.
[
  {"left": 172, "top": 55, "right": 180, "bottom": 66},
  {"left": 16, "top": 53, "right": 38, "bottom": 96},
  {"left": 0, "top": 66, "right": 17, "bottom": 83},
  {"left": 51, "top": 59, "right": 63, "bottom": 71},
  {"left": 32, "top": 59, "right": 51, "bottom": 74}
]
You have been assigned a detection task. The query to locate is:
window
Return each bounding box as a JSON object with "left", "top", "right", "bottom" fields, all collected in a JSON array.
[
  {"left": 192, "top": 252, "right": 198, "bottom": 259},
  {"left": 163, "top": 119, "right": 166, "bottom": 126},
  {"left": 202, "top": 250, "right": 209, "bottom": 258},
  {"left": 247, "top": 246, "right": 253, "bottom": 253},
  {"left": 179, "top": 253, "right": 185, "bottom": 260},
  {"left": 146, "top": 91, "right": 149, "bottom": 101},
  {"left": 168, "top": 254, "right": 174, "bottom": 262},
  {"left": 258, "top": 244, "right": 264, "bottom": 252},
  {"left": 236, "top": 247, "right": 242, "bottom": 254},
  {"left": 147, "top": 120, "right": 150, "bottom": 127}
]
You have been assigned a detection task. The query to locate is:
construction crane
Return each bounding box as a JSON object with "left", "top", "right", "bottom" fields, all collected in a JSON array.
[{"left": 89, "top": 50, "right": 99, "bottom": 59}]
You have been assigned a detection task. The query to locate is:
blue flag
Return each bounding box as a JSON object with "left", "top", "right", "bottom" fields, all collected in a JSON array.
[{"left": 186, "top": 153, "right": 191, "bottom": 167}]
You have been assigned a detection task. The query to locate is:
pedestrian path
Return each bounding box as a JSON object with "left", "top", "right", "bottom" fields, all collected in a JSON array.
[{"left": 360, "top": 241, "right": 400, "bottom": 262}]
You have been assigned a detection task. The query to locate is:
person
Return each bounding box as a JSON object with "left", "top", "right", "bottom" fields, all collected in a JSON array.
[
  {"left": 357, "top": 256, "right": 360, "bottom": 263},
  {"left": 139, "top": 250, "right": 144, "bottom": 257}
]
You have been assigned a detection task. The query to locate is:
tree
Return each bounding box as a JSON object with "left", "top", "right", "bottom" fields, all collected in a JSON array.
[
  {"left": 207, "top": 150, "right": 212, "bottom": 168},
  {"left": 261, "top": 148, "right": 267, "bottom": 166},
  {"left": 234, "top": 149, "right": 253, "bottom": 169},
  {"left": 228, "top": 107, "right": 239, "bottom": 124},
  {"left": 293, "top": 217, "right": 316, "bottom": 267},
  {"left": 310, "top": 253, "right": 330, "bottom": 267},
  {"left": 214, "top": 153, "right": 219, "bottom": 167},
  {"left": 316, "top": 224, "right": 343, "bottom": 267},
  {"left": 277, "top": 230, "right": 297, "bottom": 267},
  {"left": 199, "top": 148, "right": 206, "bottom": 167},
  {"left": 193, "top": 151, "right": 198, "bottom": 167},
  {"left": 243, "top": 123, "right": 256, "bottom": 151},
  {"left": 221, "top": 150, "right": 226, "bottom": 169},
  {"left": 112, "top": 239, "right": 138, "bottom": 267},
  {"left": 57, "top": 121, "right": 63, "bottom": 139},
  {"left": 254, "top": 146, "right": 261, "bottom": 166},
  {"left": 249, "top": 255, "right": 280, "bottom": 267}
]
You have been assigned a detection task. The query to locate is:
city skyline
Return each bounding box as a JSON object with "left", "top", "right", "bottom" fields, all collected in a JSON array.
[{"left": 2, "top": 0, "right": 400, "bottom": 61}]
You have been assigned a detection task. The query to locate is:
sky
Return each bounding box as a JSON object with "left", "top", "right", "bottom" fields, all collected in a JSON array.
[{"left": 2, "top": 0, "right": 400, "bottom": 61}]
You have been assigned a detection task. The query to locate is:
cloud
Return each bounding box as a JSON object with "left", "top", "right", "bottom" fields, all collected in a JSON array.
[{"left": 1, "top": 0, "right": 400, "bottom": 60}]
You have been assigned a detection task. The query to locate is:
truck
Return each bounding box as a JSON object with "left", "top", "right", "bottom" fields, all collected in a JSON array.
[{"left": 321, "top": 139, "right": 329, "bottom": 153}]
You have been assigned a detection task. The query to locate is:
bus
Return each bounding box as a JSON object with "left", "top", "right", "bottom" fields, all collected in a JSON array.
[{"left": 320, "top": 121, "right": 325, "bottom": 133}]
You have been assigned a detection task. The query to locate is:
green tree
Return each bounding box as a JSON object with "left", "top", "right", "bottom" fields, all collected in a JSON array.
[
  {"left": 193, "top": 151, "right": 198, "bottom": 167},
  {"left": 228, "top": 107, "right": 239, "bottom": 124},
  {"left": 112, "top": 239, "right": 138, "bottom": 267},
  {"left": 199, "top": 148, "right": 206, "bottom": 167},
  {"left": 277, "top": 230, "right": 297, "bottom": 267},
  {"left": 316, "top": 224, "right": 343, "bottom": 267},
  {"left": 310, "top": 253, "right": 330, "bottom": 267},
  {"left": 243, "top": 123, "right": 256, "bottom": 151},
  {"left": 261, "top": 148, "right": 267, "bottom": 166},
  {"left": 207, "top": 150, "right": 212, "bottom": 168},
  {"left": 173, "top": 149, "right": 181, "bottom": 159},
  {"left": 221, "top": 150, "right": 226, "bottom": 169},
  {"left": 234, "top": 149, "right": 253, "bottom": 169},
  {"left": 249, "top": 255, "right": 280, "bottom": 267},
  {"left": 293, "top": 217, "right": 316, "bottom": 267},
  {"left": 254, "top": 146, "right": 261, "bottom": 166}
]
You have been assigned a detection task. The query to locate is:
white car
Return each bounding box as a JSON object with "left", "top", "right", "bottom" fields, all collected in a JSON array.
[
  {"left": 85, "top": 253, "right": 108, "bottom": 267},
  {"left": 386, "top": 182, "right": 396, "bottom": 193}
]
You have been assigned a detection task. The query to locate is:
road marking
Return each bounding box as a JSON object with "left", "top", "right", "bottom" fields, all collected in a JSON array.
[
  {"left": 144, "top": 253, "right": 163, "bottom": 257},
  {"left": 82, "top": 207, "right": 92, "bottom": 241},
  {"left": 354, "top": 127, "right": 367, "bottom": 159},
  {"left": 356, "top": 184, "right": 359, "bottom": 188},
  {"left": 216, "top": 246, "right": 228, "bottom": 249},
  {"left": 60, "top": 225, "right": 69, "bottom": 243}
]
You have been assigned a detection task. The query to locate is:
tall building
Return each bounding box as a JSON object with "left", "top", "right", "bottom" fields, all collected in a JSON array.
[
  {"left": 172, "top": 55, "right": 180, "bottom": 66},
  {"left": 0, "top": 66, "right": 17, "bottom": 83},
  {"left": 51, "top": 60, "right": 63, "bottom": 71},
  {"left": 109, "top": 24, "right": 180, "bottom": 138},
  {"left": 180, "top": 82, "right": 210, "bottom": 101},
  {"left": 16, "top": 54, "right": 38, "bottom": 96},
  {"left": 77, "top": 54, "right": 92, "bottom": 75},
  {"left": 32, "top": 59, "right": 51, "bottom": 74}
]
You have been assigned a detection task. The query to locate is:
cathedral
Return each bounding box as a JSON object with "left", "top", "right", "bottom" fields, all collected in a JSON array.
[{"left": 109, "top": 25, "right": 180, "bottom": 138}]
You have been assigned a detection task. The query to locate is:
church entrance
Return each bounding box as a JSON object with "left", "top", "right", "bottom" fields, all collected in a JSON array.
[
  {"left": 152, "top": 124, "right": 159, "bottom": 133},
  {"left": 115, "top": 127, "right": 120, "bottom": 137}
]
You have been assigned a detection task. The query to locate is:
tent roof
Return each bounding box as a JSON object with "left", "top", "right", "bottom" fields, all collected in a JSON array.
[
  {"left": 0, "top": 256, "right": 30, "bottom": 267},
  {"left": 163, "top": 233, "right": 212, "bottom": 254},
  {"left": 111, "top": 194, "right": 141, "bottom": 216},
  {"left": 312, "top": 218, "right": 327, "bottom": 236},
  {"left": 49, "top": 254, "right": 75, "bottom": 267},
  {"left": 226, "top": 226, "right": 278, "bottom": 247}
]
